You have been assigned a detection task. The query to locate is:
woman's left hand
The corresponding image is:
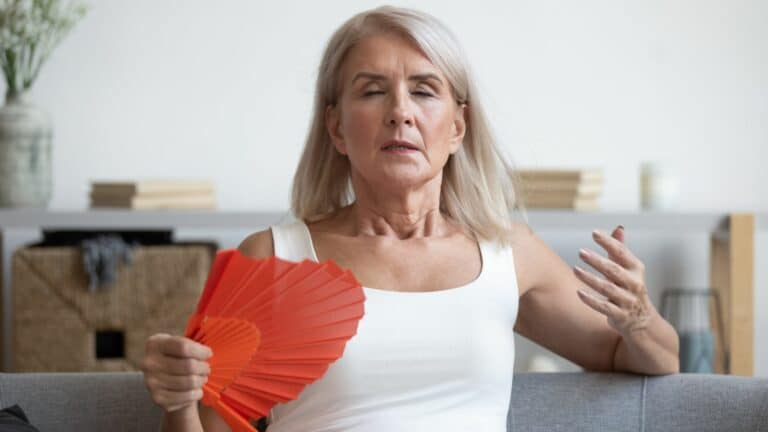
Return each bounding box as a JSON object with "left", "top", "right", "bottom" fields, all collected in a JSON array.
[{"left": 573, "top": 225, "right": 655, "bottom": 336}]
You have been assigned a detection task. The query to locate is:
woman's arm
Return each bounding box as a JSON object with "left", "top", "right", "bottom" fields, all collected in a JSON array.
[
  {"left": 512, "top": 223, "right": 679, "bottom": 375},
  {"left": 161, "top": 405, "right": 204, "bottom": 432},
  {"left": 611, "top": 308, "right": 679, "bottom": 374}
]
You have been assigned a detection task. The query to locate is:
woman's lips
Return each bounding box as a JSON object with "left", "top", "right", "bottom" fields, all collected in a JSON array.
[
  {"left": 382, "top": 146, "right": 418, "bottom": 154},
  {"left": 381, "top": 140, "right": 419, "bottom": 154}
]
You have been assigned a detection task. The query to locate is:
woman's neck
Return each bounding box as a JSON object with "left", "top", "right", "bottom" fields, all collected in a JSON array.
[
  {"left": 345, "top": 203, "right": 446, "bottom": 239},
  {"left": 339, "top": 173, "right": 454, "bottom": 239}
]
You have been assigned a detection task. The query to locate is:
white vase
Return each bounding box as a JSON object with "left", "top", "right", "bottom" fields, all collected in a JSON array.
[{"left": 0, "top": 90, "right": 53, "bottom": 208}]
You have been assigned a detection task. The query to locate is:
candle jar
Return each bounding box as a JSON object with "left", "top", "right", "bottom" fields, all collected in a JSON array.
[{"left": 640, "top": 161, "right": 680, "bottom": 210}]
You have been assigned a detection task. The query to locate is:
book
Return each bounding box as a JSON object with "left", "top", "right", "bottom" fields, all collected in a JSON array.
[
  {"left": 90, "top": 193, "right": 217, "bottom": 210},
  {"left": 521, "top": 192, "right": 600, "bottom": 203},
  {"left": 521, "top": 180, "right": 603, "bottom": 197},
  {"left": 522, "top": 195, "right": 600, "bottom": 211},
  {"left": 90, "top": 180, "right": 215, "bottom": 197},
  {"left": 89, "top": 189, "right": 217, "bottom": 202},
  {"left": 517, "top": 169, "right": 603, "bottom": 183}
]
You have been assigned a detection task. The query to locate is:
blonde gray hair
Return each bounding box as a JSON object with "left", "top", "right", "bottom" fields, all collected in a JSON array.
[{"left": 290, "top": 5, "right": 526, "bottom": 245}]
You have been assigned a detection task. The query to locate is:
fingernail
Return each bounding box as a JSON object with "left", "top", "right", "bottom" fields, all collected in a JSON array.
[
  {"left": 592, "top": 229, "right": 601, "bottom": 238},
  {"left": 579, "top": 248, "right": 590, "bottom": 257},
  {"left": 617, "top": 225, "right": 625, "bottom": 231}
]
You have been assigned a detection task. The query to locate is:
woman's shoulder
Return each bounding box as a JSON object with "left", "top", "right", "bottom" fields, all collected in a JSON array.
[
  {"left": 237, "top": 228, "right": 274, "bottom": 259},
  {"left": 509, "top": 220, "right": 534, "bottom": 242}
]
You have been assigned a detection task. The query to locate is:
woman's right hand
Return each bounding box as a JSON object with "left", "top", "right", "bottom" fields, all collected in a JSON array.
[{"left": 141, "top": 333, "right": 213, "bottom": 413}]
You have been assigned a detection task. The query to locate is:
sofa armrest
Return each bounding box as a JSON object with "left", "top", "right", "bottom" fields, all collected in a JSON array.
[
  {"left": 0, "top": 372, "right": 162, "bottom": 432},
  {"left": 509, "top": 372, "right": 768, "bottom": 431}
]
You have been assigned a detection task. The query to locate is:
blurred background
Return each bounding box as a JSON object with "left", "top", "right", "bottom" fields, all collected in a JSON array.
[
  {"left": 7, "top": 0, "right": 766, "bottom": 213},
  {"left": 0, "top": 0, "right": 765, "bottom": 376}
]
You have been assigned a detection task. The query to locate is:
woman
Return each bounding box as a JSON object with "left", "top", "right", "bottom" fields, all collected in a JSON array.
[{"left": 142, "top": 6, "right": 680, "bottom": 431}]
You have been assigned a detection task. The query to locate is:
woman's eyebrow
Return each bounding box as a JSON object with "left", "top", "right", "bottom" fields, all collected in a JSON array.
[{"left": 351, "top": 71, "right": 443, "bottom": 86}]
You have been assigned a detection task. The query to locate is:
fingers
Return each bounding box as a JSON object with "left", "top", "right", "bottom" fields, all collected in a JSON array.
[
  {"left": 611, "top": 225, "right": 625, "bottom": 243},
  {"left": 591, "top": 228, "right": 640, "bottom": 271},
  {"left": 573, "top": 265, "right": 635, "bottom": 308},
  {"left": 144, "top": 352, "right": 211, "bottom": 376},
  {"left": 141, "top": 333, "right": 212, "bottom": 412},
  {"left": 147, "top": 333, "right": 213, "bottom": 360},
  {"left": 577, "top": 287, "right": 624, "bottom": 318},
  {"left": 576, "top": 225, "right": 655, "bottom": 336},
  {"left": 578, "top": 247, "right": 641, "bottom": 291}
]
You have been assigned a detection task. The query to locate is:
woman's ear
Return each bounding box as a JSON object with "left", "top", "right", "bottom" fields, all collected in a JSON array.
[
  {"left": 325, "top": 104, "right": 347, "bottom": 155},
  {"left": 449, "top": 103, "right": 467, "bottom": 154}
]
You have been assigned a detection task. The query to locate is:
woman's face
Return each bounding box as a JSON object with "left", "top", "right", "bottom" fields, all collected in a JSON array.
[{"left": 326, "top": 32, "right": 466, "bottom": 193}]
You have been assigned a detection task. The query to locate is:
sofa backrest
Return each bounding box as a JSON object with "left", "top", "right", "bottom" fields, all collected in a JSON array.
[
  {"left": 510, "top": 372, "right": 768, "bottom": 431},
  {"left": 0, "top": 372, "right": 765, "bottom": 431}
]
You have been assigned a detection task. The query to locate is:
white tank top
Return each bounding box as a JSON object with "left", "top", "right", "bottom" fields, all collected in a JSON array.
[{"left": 265, "top": 220, "right": 519, "bottom": 431}]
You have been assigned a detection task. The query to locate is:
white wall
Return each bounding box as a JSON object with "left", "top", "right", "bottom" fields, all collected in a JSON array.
[
  {"left": 5, "top": 0, "right": 765, "bottom": 212},
  {"left": 3, "top": 1, "right": 765, "bottom": 374}
]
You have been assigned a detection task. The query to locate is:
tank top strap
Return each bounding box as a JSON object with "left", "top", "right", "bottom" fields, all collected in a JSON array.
[
  {"left": 477, "top": 238, "right": 520, "bottom": 325},
  {"left": 479, "top": 239, "right": 516, "bottom": 279},
  {"left": 270, "top": 220, "right": 316, "bottom": 262}
]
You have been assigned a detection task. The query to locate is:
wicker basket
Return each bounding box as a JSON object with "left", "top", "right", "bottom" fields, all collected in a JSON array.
[{"left": 12, "top": 243, "right": 215, "bottom": 372}]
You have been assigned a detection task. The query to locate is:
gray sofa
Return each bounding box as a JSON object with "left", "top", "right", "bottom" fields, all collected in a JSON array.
[{"left": 0, "top": 372, "right": 765, "bottom": 431}]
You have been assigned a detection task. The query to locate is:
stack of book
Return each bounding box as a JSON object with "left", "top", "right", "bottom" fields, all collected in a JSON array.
[
  {"left": 89, "top": 179, "right": 217, "bottom": 210},
  {"left": 517, "top": 168, "right": 603, "bottom": 211}
]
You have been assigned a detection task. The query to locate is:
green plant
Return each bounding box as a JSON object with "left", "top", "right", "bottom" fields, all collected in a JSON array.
[{"left": 0, "top": 0, "right": 87, "bottom": 94}]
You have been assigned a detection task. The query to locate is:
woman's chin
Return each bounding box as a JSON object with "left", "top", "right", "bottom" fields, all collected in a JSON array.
[{"left": 369, "top": 172, "right": 438, "bottom": 191}]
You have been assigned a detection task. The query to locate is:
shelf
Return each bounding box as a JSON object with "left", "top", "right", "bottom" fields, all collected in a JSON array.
[
  {"left": 0, "top": 209, "right": 287, "bottom": 229},
  {"left": 0, "top": 208, "right": 760, "bottom": 233},
  {"left": 521, "top": 210, "right": 732, "bottom": 232}
]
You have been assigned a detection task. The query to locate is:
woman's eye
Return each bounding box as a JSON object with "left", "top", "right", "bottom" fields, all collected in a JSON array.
[{"left": 361, "top": 90, "right": 433, "bottom": 98}]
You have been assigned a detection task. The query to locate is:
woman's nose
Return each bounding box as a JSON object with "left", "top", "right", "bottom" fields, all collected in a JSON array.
[{"left": 386, "top": 90, "right": 414, "bottom": 127}]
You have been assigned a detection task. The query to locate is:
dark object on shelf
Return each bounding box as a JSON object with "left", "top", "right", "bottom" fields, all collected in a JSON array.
[
  {"left": 34, "top": 229, "right": 173, "bottom": 246},
  {"left": 30, "top": 230, "right": 174, "bottom": 291},
  {"left": 80, "top": 235, "right": 137, "bottom": 291}
]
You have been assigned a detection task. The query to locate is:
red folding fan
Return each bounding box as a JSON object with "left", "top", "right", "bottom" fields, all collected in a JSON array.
[{"left": 184, "top": 248, "right": 365, "bottom": 432}]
